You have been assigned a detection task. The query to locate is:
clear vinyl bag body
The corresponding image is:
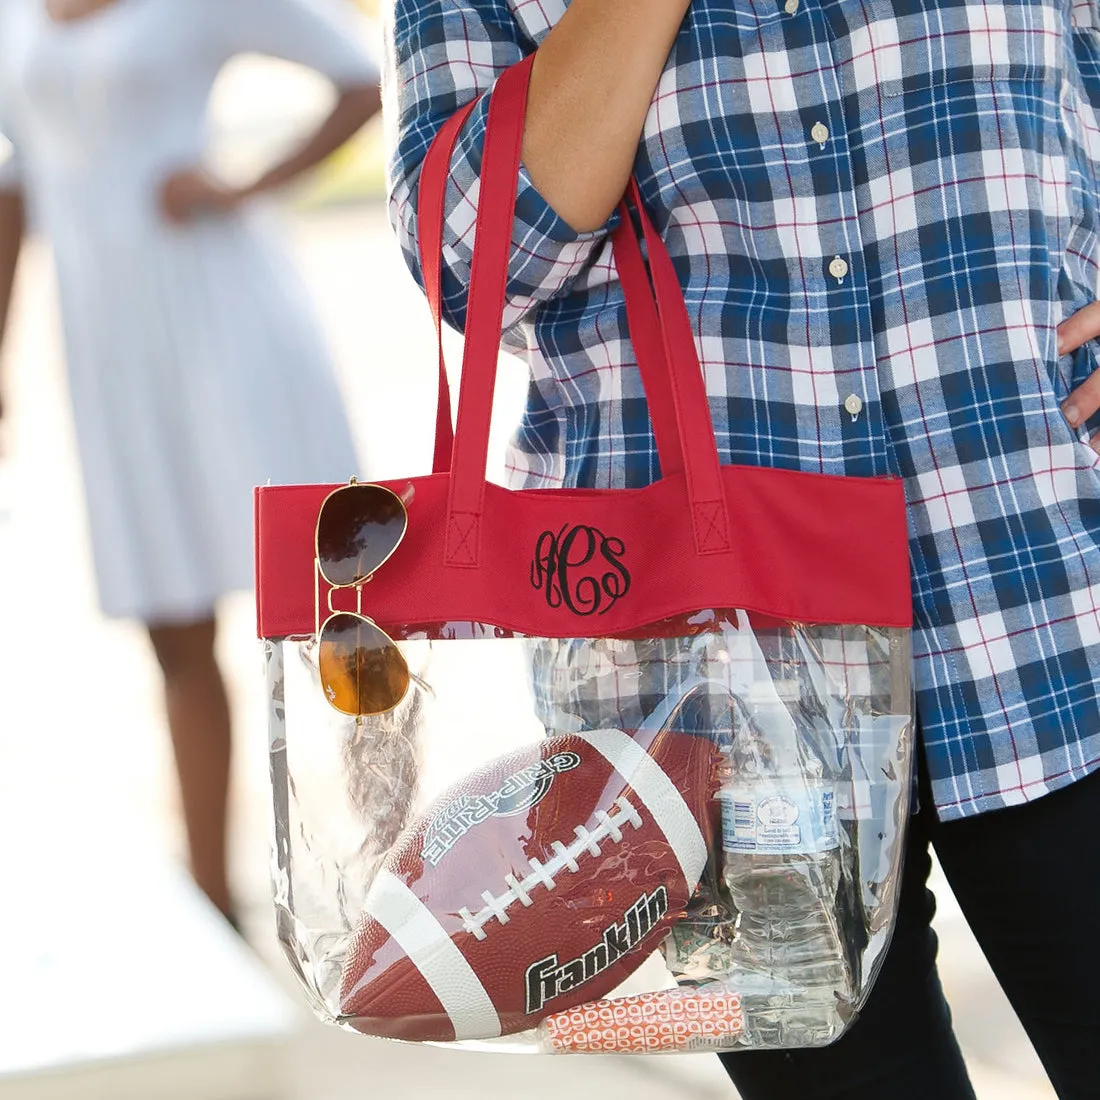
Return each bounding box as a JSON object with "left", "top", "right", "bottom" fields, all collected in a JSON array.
[
  {"left": 264, "top": 610, "right": 912, "bottom": 1055},
  {"left": 256, "top": 53, "right": 915, "bottom": 1058}
]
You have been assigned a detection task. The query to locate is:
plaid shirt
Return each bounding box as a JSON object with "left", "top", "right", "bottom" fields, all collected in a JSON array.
[{"left": 385, "top": 0, "right": 1100, "bottom": 820}]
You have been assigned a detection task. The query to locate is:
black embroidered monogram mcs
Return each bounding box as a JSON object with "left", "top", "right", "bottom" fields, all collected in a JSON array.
[{"left": 530, "top": 524, "right": 631, "bottom": 616}]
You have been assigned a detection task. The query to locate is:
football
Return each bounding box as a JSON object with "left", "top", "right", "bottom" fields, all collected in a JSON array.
[{"left": 338, "top": 722, "right": 722, "bottom": 1042}]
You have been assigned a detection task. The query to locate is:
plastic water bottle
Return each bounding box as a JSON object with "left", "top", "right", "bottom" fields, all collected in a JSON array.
[{"left": 718, "top": 675, "right": 852, "bottom": 1048}]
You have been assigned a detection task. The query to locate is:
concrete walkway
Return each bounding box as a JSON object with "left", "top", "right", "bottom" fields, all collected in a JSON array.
[{"left": 0, "top": 200, "right": 1055, "bottom": 1100}]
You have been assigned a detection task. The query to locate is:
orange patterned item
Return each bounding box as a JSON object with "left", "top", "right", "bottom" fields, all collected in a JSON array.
[{"left": 539, "top": 983, "right": 745, "bottom": 1054}]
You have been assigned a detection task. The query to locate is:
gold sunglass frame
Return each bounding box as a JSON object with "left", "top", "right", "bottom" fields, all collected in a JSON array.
[{"left": 313, "top": 478, "right": 411, "bottom": 718}]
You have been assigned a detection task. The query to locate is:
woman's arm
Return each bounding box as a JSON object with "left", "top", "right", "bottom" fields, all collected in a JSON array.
[
  {"left": 0, "top": 189, "right": 25, "bottom": 419},
  {"left": 522, "top": 0, "right": 692, "bottom": 233},
  {"left": 160, "top": 84, "right": 381, "bottom": 223},
  {"left": 388, "top": 0, "right": 691, "bottom": 332},
  {"left": 162, "top": 0, "right": 382, "bottom": 223},
  {"left": 0, "top": 189, "right": 22, "bottom": 340},
  {"left": 240, "top": 84, "right": 381, "bottom": 199}
]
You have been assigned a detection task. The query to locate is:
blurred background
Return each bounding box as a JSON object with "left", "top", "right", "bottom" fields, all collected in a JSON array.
[{"left": 0, "top": 2, "right": 1058, "bottom": 1097}]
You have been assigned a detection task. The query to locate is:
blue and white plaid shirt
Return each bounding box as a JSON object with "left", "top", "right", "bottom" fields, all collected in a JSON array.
[{"left": 385, "top": 0, "right": 1100, "bottom": 820}]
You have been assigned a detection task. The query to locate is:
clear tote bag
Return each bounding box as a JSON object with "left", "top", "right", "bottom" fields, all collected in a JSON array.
[{"left": 254, "top": 56, "right": 915, "bottom": 1055}]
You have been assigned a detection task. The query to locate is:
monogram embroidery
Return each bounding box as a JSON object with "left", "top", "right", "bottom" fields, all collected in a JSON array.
[{"left": 531, "top": 525, "right": 631, "bottom": 616}]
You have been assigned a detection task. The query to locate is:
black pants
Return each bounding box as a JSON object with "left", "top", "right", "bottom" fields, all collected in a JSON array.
[{"left": 719, "top": 762, "right": 1100, "bottom": 1099}]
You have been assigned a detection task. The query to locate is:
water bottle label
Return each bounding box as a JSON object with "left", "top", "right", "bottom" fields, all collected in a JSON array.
[{"left": 719, "top": 785, "right": 838, "bottom": 854}]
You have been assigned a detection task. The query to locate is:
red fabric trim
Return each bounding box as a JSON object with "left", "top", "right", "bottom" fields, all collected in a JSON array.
[{"left": 254, "top": 469, "right": 911, "bottom": 639}]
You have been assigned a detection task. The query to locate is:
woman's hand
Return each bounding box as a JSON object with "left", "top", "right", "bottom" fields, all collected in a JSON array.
[
  {"left": 157, "top": 85, "right": 379, "bottom": 228},
  {"left": 158, "top": 167, "right": 245, "bottom": 225},
  {"left": 1057, "top": 303, "right": 1100, "bottom": 453}
]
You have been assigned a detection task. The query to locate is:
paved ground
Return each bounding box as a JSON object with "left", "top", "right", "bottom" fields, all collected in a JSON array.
[{"left": 0, "top": 199, "right": 1057, "bottom": 1100}]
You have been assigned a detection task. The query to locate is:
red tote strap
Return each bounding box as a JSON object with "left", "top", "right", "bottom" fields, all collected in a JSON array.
[
  {"left": 419, "top": 93, "right": 686, "bottom": 483},
  {"left": 417, "top": 98, "right": 478, "bottom": 473},
  {"left": 627, "top": 178, "right": 730, "bottom": 554},
  {"left": 610, "top": 207, "right": 684, "bottom": 479},
  {"left": 423, "top": 57, "right": 731, "bottom": 564},
  {"left": 441, "top": 58, "right": 533, "bottom": 564}
]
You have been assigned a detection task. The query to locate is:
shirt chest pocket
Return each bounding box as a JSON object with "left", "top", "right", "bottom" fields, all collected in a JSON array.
[{"left": 859, "top": 0, "right": 1061, "bottom": 96}]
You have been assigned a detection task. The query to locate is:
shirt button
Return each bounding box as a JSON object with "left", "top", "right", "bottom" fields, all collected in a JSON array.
[
  {"left": 829, "top": 255, "right": 849, "bottom": 282},
  {"left": 844, "top": 394, "right": 864, "bottom": 417},
  {"left": 784, "top": 0, "right": 799, "bottom": 12},
  {"left": 811, "top": 122, "right": 829, "bottom": 145}
]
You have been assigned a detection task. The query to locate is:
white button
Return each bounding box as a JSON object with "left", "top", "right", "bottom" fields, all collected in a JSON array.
[
  {"left": 784, "top": 0, "right": 799, "bottom": 13},
  {"left": 811, "top": 122, "right": 829, "bottom": 145},
  {"left": 844, "top": 394, "right": 864, "bottom": 417},
  {"left": 829, "top": 255, "right": 849, "bottom": 281}
]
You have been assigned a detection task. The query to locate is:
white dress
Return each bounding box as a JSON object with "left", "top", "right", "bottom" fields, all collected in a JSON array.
[{"left": 0, "top": 0, "right": 373, "bottom": 621}]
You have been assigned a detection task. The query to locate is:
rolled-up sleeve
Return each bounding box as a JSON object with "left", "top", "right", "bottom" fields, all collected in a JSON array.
[{"left": 385, "top": 0, "right": 612, "bottom": 336}]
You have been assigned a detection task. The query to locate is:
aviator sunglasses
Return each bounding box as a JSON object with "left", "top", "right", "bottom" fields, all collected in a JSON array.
[{"left": 314, "top": 479, "right": 410, "bottom": 717}]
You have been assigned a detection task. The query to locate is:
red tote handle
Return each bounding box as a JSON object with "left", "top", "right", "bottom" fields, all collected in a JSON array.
[
  {"left": 626, "top": 177, "right": 730, "bottom": 552},
  {"left": 417, "top": 97, "right": 478, "bottom": 474},
  {"left": 420, "top": 56, "right": 731, "bottom": 564},
  {"left": 609, "top": 205, "right": 686, "bottom": 479},
  {"left": 420, "top": 137, "right": 687, "bottom": 481}
]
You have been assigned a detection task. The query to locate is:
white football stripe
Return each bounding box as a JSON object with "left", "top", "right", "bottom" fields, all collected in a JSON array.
[
  {"left": 578, "top": 728, "right": 709, "bottom": 891},
  {"left": 350, "top": 869, "right": 502, "bottom": 1041}
]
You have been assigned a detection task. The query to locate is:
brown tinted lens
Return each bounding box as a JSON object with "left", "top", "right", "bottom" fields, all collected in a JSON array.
[
  {"left": 317, "top": 484, "right": 407, "bottom": 588},
  {"left": 318, "top": 612, "right": 410, "bottom": 716}
]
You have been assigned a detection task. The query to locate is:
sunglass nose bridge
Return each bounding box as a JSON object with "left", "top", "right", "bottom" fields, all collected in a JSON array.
[
  {"left": 315, "top": 557, "right": 378, "bottom": 635},
  {"left": 324, "top": 581, "right": 367, "bottom": 616}
]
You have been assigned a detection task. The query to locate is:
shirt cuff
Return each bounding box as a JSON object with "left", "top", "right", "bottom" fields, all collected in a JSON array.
[
  {"left": 444, "top": 92, "right": 615, "bottom": 322},
  {"left": 514, "top": 161, "right": 614, "bottom": 247}
]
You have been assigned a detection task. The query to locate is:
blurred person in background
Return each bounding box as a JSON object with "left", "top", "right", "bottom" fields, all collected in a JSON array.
[{"left": 0, "top": 0, "right": 380, "bottom": 928}]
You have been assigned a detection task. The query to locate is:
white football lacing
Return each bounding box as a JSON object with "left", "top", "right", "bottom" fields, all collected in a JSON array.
[{"left": 457, "top": 796, "right": 644, "bottom": 941}]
